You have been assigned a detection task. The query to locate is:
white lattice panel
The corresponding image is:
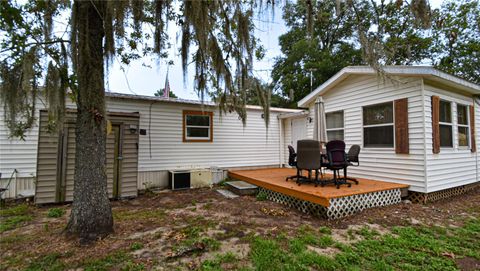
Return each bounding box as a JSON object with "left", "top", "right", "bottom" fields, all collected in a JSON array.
[{"left": 259, "top": 187, "right": 402, "bottom": 219}]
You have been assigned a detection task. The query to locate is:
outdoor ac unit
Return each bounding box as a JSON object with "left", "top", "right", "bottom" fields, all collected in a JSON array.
[{"left": 168, "top": 170, "right": 191, "bottom": 190}]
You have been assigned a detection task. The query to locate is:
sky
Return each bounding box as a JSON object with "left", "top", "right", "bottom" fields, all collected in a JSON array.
[{"left": 106, "top": 0, "right": 444, "bottom": 100}]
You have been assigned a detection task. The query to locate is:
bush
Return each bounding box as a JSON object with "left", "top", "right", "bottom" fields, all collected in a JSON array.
[{"left": 47, "top": 208, "right": 65, "bottom": 218}]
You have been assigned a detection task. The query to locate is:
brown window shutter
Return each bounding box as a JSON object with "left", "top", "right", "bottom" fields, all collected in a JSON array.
[
  {"left": 394, "top": 98, "right": 409, "bottom": 154},
  {"left": 431, "top": 96, "right": 441, "bottom": 154},
  {"left": 470, "top": 105, "right": 476, "bottom": 153}
]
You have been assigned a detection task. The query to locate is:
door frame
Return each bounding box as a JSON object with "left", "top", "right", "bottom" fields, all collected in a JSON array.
[{"left": 111, "top": 123, "right": 124, "bottom": 199}]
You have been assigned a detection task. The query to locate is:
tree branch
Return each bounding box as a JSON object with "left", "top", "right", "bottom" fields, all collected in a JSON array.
[{"left": 0, "top": 39, "right": 70, "bottom": 54}]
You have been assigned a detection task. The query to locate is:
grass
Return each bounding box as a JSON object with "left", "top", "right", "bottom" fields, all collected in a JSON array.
[
  {"left": 130, "top": 242, "right": 144, "bottom": 251},
  {"left": 200, "top": 252, "right": 241, "bottom": 271},
  {"left": 0, "top": 204, "right": 33, "bottom": 233},
  {"left": 2, "top": 198, "right": 479, "bottom": 270},
  {"left": 25, "top": 253, "right": 66, "bottom": 271},
  {"left": 174, "top": 222, "right": 221, "bottom": 252},
  {"left": 113, "top": 208, "right": 166, "bottom": 221},
  {"left": 243, "top": 219, "right": 480, "bottom": 271},
  {"left": 47, "top": 207, "right": 65, "bottom": 218},
  {"left": 82, "top": 251, "right": 144, "bottom": 271}
]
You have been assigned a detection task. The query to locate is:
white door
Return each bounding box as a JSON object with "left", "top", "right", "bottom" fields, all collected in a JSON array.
[{"left": 291, "top": 118, "right": 307, "bottom": 149}]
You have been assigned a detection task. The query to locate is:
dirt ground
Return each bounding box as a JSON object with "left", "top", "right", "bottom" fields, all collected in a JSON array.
[{"left": 1, "top": 186, "right": 479, "bottom": 270}]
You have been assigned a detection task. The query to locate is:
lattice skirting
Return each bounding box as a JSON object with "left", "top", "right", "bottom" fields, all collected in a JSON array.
[
  {"left": 409, "top": 182, "right": 480, "bottom": 204},
  {"left": 259, "top": 187, "right": 402, "bottom": 219}
]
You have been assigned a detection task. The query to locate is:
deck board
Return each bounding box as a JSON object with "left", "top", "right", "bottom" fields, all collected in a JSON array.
[{"left": 228, "top": 168, "right": 409, "bottom": 207}]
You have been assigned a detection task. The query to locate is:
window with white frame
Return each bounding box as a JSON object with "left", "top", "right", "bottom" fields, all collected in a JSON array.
[
  {"left": 439, "top": 100, "right": 453, "bottom": 147},
  {"left": 326, "top": 111, "right": 344, "bottom": 141},
  {"left": 183, "top": 111, "right": 213, "bottom": 142},
  {"left": 363, "top": 102, "right": 394, "bottom": 148},
  {"left": 457, "top": 104, "right": 470, "bottom": 147}
]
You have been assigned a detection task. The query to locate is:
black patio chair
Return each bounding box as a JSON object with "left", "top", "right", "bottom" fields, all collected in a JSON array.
[
  {"left": 343, "top": 145, "right": 361, "bottom": 185},
  {"left": 325, "top": 140, "right": 351, "bottom": 189},
  {"left": 285, "top": 145, "right": 299, "bottom": 182},
  {"left": 296, "top": 140, "right": 322, "bottom": 186}
]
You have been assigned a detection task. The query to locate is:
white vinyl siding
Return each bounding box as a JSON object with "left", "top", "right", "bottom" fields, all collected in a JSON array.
[
  {"left": 0, "top": 98, "right": 45, "bottom": 179},
  {"left": 305, "top": 75, "right": 427, "bottom": 192},
  {"left": 424, "top": 84, "right": 477, "bottom": 192},
  {"left": 106, "top": 99, "right": 284, "bottom": 189},
  {"left": 0, "top": 95, "right": 290, "bottom": 196}
]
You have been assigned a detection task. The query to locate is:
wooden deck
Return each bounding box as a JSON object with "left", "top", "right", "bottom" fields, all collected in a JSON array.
[{"left": 228, "top": 168, "right": 409, "bottom": 207}]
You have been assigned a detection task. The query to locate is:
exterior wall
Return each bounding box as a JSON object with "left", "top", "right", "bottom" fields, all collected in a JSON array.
[
  {"left": 35, "top": 111, "right": 139, "bottom": 204},
  {"left": 1, "top": 96, "right": 286, "bottom": 197},
  {"left": 0, "top": 98, "right": 44, "bottom": 179},
  {"left": 304, "top": 75, "right": 427, "bottom": 192},
  {"left": 106, "top": 98, "right": 283, "bottom": 189},
  {"left": 423, "top": 84, "right": 478, "bottom": 192},
  {"left": 0, "top": 98, "right": 44, "bottom": 198}
]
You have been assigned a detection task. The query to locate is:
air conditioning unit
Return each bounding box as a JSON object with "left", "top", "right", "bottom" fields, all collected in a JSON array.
[{"left": 168, "top": 170, "right": 191, "bottom": 190}]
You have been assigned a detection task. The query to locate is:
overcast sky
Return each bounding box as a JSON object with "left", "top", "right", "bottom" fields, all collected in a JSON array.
[{"left": 106, "top": 0, "right": 444, "bottom": 100}]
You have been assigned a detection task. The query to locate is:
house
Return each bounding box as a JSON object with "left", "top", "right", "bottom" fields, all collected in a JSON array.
[
  {"left": 0, "top": 93, "right": 299, "bottom": 203},
  {"left": 280, "top": 66, "right": 479, "bottom": 201},
  {"left": 1, "top": 65, "right": 478, "bottom": 204}
]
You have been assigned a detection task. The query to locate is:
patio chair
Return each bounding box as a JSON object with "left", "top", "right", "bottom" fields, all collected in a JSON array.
[
  {"left": 296, "top": 140, "right": 322, "bottom": 186},
  {"left": 285, "top": 145, "right": 299, "bottom": 182},
  {"left": 343, "top": 145, "right": 361, "bottom": 185},
  {"left": 325, "top": 140, "right": 351, "bottom": 189}
]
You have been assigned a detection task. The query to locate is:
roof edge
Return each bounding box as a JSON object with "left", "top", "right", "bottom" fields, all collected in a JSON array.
[
  {"left": 105, "top": 92, "right": 298, "bottom": 113},
  {"left": 297, "top": 66, "right": 480, "bottom": 107}
]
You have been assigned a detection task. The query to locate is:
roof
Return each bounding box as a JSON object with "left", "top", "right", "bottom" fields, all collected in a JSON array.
[
  {"left": 298, "top": 66, "right": 480, "bottom": 108},
  {"left": 105, "top": 92, "right": 299, "bottom": 113}
]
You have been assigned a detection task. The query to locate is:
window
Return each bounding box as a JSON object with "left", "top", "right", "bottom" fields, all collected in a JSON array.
[
  {"left": 363, "top": 102, "right": 394, "bottom": 148},
  {"left": 183, "top": 111, "right": 213, "bottom": 142},
  {"left": 326, "top": 111, "right": 344, "bottom": 141},
  {"left": 457, "top": 104, "right": 470, "bottom": 147},
  {"left": 439, "top": 100, "right": 453, "bottom": 147}
]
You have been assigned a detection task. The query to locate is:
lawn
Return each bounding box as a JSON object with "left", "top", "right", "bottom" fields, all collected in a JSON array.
[{"left": 1, "top": 187, "right": 479, "bottom": 271}]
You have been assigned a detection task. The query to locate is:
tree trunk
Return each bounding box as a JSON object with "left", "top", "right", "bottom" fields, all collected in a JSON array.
[{"left": 66, "top": 0, "right": 113, "bottom": 242}]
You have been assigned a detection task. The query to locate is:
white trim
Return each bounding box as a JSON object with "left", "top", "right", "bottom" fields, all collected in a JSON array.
[
  {"left": 421, "top": 78, "right": 428, "bottom": 192},
  {"left": 106, "top": 92, "right": 299, "bottom": 113},
  {"left": 362, "top": 101, "right": 395, "bottom": 149},
  {"left": 298, "top": 66, "right": 480, "bottom": 108},
  {"left": 325, "top": 110, "right": 345, "bottom": 141},
  {"left": 456, "top": 103, "right": 471, "bottom": 148},
  {"left": 439, "top": 99, "right": 454, "bottom": 148},
  {"left": 184, "top": 114, "right": 212, "bottom": 141},
  {"left": 277, "top": 110, "right": 309, "bottom": 119},
  {"left": 279, "top": 118, "right": 284, "bottom": 167}
]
